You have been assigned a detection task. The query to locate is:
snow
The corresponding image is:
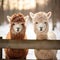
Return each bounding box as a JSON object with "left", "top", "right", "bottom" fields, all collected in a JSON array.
[{"left": 0, "top": 21, "right": 60, "bottom": 59}]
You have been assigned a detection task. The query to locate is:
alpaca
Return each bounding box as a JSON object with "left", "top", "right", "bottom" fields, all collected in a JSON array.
[
  {"left": 5, "top": 13, "right": 28, "bottom": 59},
  {"left": 30, "top": 11, "right": 57, "bottom": 60}
]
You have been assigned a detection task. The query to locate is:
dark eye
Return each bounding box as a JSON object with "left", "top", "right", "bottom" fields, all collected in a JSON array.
[
  {"left": 35, "top": 22, "right": 38, "bottom": 24},
  {"left": 12, "top": 23, "right": 15, "bottom": 25},
  {"left": 21, "top": 24, "right": 24, "bottom": 25},
  {"left": 44, "top": 22, "right": 46, "bottom": 24}
]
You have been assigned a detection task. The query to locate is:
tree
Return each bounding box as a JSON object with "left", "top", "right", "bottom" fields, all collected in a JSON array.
[{"left": 0, "top": 0, "right": 4, "bottom": 25}]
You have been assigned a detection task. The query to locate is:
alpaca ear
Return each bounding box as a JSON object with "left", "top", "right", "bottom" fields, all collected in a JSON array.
[
  {"left": 7, "top": 16, "right": 11, "bottom": 22},
  {"left": 24, "top": 15, "right": 29, "bottom": 22},
  {"left": 30, "top": 12, "right": 34, "bottom": 19},
  {"left": 24, "top": 15, "right": 30, "bottom": 26},
  {"left": 47, "top": 11, "right": 52, "bottom": 19}
]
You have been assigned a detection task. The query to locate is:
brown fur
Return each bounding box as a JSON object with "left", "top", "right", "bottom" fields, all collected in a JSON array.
[{"left": 5, "top": 13, "right": 28, "bottom": 59}]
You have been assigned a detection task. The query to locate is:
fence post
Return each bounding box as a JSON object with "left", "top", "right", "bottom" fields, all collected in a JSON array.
[{"left": 0, "top": 37, "right": 2, "bottom": 59}]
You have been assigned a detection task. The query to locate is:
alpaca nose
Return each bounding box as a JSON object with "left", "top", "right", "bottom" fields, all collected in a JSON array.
[
  {"left": 40, "top": 27, "right": 43, "bottom": 31},
  {"left": 17, "top": 27, "right": 20, "bottom": 31}
]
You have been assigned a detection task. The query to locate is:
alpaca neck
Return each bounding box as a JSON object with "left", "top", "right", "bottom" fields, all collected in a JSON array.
[
  {"left": 36, "top": 33, "right": 48, "bottom": 40},
  {"left": 10, "top": 31, "right": 25, "bottom": 40},
  {"left": 11, "top": 33, "right": 25, "bottom": 40}
]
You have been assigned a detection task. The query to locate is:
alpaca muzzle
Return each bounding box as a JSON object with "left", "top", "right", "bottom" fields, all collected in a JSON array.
[
  {"left": 40, "top": 27, "right": 43, "bottom": 31},
  {"left": 17, "top": 28, "right": 20, "bottom": 31}
]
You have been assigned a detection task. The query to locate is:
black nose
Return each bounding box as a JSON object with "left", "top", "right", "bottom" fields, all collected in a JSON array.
[
  {"left": 40, "top": 27, "right": 43, "bottom": 31},
  {"left": 17, "top": 28, "right": 20, "bottom": 31}
]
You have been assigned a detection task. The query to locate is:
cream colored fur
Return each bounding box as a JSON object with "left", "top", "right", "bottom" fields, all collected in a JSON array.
[
  {"left": 30, "top": 11, "right": 57, "bottom": 60},
  {"left": 48, "top": 31, "right": 56, "bottom": 39}
]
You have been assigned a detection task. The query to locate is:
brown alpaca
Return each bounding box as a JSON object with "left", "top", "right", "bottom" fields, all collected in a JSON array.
[
  {"left": 5, "top": 13, "right": 28, "bottom": 59},
  {"left": 30, "top": 11, "right": 57, "bottom": 60}
]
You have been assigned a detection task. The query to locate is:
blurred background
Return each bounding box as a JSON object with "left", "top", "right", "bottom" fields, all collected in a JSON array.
[
  {"left": 0, "top": 0, "right": 60, "bottom": 28},
  {"left": 0, "top": 0, "right": 60, "bottom": 59}
]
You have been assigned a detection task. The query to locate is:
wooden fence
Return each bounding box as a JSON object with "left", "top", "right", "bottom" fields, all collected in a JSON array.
[{"left": 0, "top": 37, "right": 60, "bottom": 59}]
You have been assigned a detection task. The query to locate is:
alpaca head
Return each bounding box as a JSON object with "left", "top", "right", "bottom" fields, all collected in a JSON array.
[
  {"left": 30, "top": 11, "right": 52, "bottom": 35},
  {"left": 7, "top": 13, "right": 27, "bottom": 34}
]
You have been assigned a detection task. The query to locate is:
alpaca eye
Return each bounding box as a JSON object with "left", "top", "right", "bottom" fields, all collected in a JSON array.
[
  {"left": 12, "top": 23, "right": 15, "bottom": 25},
  {"left": 21, "top": 24, "right": 24, "bottom": 25},
  {"left": 44, "top": 22, "right": 46, "bottom": 24},
  {"left": 35, "top": 22, "right": 38, "bottom": 24}
]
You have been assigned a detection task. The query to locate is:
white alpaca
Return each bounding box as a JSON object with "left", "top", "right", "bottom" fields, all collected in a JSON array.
[{"left": 30, "top": 11, "right": 57, "bottom": 60}]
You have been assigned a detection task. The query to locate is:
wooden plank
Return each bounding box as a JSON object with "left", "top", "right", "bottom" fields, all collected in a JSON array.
[
  {"left": 0, "top": 39, "right": 60, "bottom": 49},
  {"left": 0, "top": 37, "right": 2, "bottom": 59}
]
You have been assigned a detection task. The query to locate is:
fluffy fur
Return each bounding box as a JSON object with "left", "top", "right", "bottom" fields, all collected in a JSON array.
[
  {"left": 5, "top": 13, "right": 28, "bottom": 59},
  {"left": 30, "top": 11, "right": 57, "bottom": 60}
]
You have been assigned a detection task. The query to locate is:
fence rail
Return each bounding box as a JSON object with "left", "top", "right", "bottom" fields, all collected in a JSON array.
[
  {"left": 0, "top": 37, "right": 60, "bottom": 59},
  {"left": 0, "top": 39, "right": 60, "bottom": 49}
]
